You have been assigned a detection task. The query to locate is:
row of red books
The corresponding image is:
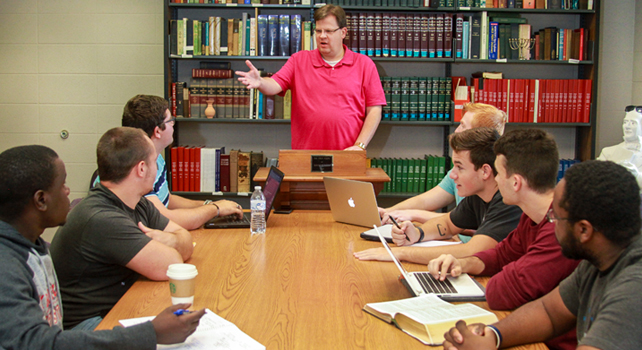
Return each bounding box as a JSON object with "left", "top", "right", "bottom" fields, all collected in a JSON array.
[{"left": 471, "top": 78, "right": 592, "bottom": 123}]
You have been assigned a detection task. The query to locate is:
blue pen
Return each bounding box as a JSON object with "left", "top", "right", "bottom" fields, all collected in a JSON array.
[{"left": 173, "top": 309, "right": 191, "bottom": 316}]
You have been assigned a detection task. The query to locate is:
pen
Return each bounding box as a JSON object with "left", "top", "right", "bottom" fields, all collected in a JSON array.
[
  {"left": 389, "top": 216, "right": 410, "bottom": 241},
  {"left": 174, "top": 309, "right": 191, "bottom": 316}
]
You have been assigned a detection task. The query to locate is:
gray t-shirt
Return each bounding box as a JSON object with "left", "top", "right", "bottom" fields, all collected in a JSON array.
[
  {"left": 448, "top": 190, "right": 522, "bottom": 243},
  {"left": 50, "top": 184, "right": 169, "bottom": 329},
  {"left": 559, "top": 235, "right": 642, "bottom": 350}
]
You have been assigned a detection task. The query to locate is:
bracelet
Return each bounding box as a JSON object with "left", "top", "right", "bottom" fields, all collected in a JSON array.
[
  {"left": 355, "top": 142, "right": 366, "bottom": 150},
  {"left": 487, "top": 325, "right": 502, "bottom": 349},
  {"left": 211, "top": 203, "right": 220, "bottom": 218},
  {"left": 415, "top": 226, "right": 425, "bottom": 244}
]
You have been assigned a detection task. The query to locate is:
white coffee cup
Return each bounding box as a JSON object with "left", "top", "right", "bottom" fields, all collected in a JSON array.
[{"left": 166, "top": 263, "right": 198, "bottom": 305}]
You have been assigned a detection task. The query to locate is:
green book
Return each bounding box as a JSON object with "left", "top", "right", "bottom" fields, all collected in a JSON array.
[
  {"left": 437, "top": 78, "right": 446, "bottom": 121},
  {"left": 445, "top": 78, "right": 452, "bottom": 121},
  {"left": 426, "top": 155, "right": 434, "bottom": 190},
  {"left": 418, "top": 77, "right": 427, "bottom": 121},
  {"left": 391, "top": 78, "right": 401, "bottom": 121},
  {"left": 409, "top": 78, "right": 419, "bottom": 121},
  {"left": 427, "top": 78, "right": 436, "bottom": 120},
  {"left": 382, "top": 77, "right": 391, "bottom": 120},
  {"left": 413, "top": 158, "right": 421, "bottom": 193},
  {"left": 381, "top": 158, "right": 389, "bottom": 193},
  {"left": 395, "top": 158, "right": 403, "bottom": 193},
  {"left": 400, "top": 78, "right": 410, "bottom": 121},
  {"left": 385, "top": 158, "right": 393, "bottom": 193},
  {"left": 407, "top": 159, "right": 415, "bottom": 193},
  {"left": 437, "top": 157, "right": 446, "bottom": 184},
  {"left": 419, "top": 158, "right": 427, "bottom": 192},
  {"left": 401, "top": 158, "right": 409, "bottom": 193}
]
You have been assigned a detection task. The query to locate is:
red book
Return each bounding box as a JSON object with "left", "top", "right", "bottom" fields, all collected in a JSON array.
[
  {"left": 359, "top": 13, "right": 367, "bottom": 55},
  {"left": 583, "top": 79, "right": 592, "bottom": 123},
  {"left": 436, "top": 14, "right": 443, "bottom": 58},
  {"left": 413, "top": 14, "right": 421, "bottom": 58},
  {"left": 194, "top": 147, "right": 201, "bottom": 192},
  {"left": 575, "top": 79, "right": 584, "bottom": 123},
  {"left": 177, "top": 146, "right": 185, "bottom": 192},
  {"left": 366, "top": 12, "right": 375, "bottom": 57},
  {"left": 561, "top": 79, "right": 570, "bottom": 123},
  {"left": 374, "top": 13, "right": 382, "bottom": 57},
  {"left": 574, "top": 28, "right": 584, "bottom": 61},
  {"left": 522, "top": 79, "right": 530, "bottom": 123},
  {"left": 443, "top": 14, "right": 452, "bottom": 58},
  {"left": 420, "top": 15, "right": 428, "bottom": 58},
  {"left": 170, "top": 147, "right": 178, "bottom": 191},
  {"left": 191, "top": 69, "right": 233, "bottom": 79},
  {"left": 382, "top": 13, "right": 390, "bottom": 57},
  {"left": 528, "top": 79, "right": 536, "bottom": 123},
  {"left": 183, "top": 147, "right": 191, "bottom": 192},
  {"left": 428, "top": 15, "right": 436, "bottom": 58},
  {"left": 390, "top": 13, "right": 398, "bottom": 57},
  {"left": 515, "top": 79, "right": 523, "bottom": 123},
  {"left": 397, "top": 14, "right": 406, "bottom": 57},
  {"left": 219, "top": 154, "right": 231, "bottom": 192},
  {"left": 508, "top": 79, "right": 515, "bottom": 122},
  {"left": 350, "top": 13, "right": 359, "bottom": 53}
]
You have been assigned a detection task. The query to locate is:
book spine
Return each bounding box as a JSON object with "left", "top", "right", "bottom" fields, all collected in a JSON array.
[
  {"left": 397, "top": 14, "right": 406, "bottom": 57},
  {"left": 390, "top": 14, "right": 398, "bottom": 57},
  {"left": 444, "top": 14, "right": 453, "bottom": 58},
  {"left": 290, "top": 15, "right": 302, "bottom": 54},
  {"left": 268, "top": 15, "right": 279, "bottom": 56},
  {"left": 375, "top": 13, "right": 382, "bottom": 57},
  {"left": 279, "top": 15, "right": 290, "bottom": 56},
  {"left": 359, "top": 13, "right": 367, "bottom": 55},
  {"left": 257, "top": 15, "right": 268, "bottom": 56},
  {"left": 455, "top": 14, "right": 463, "bottom": 58},
  {"left": 420, "top": 15, "right": 429, "bottom": 58},
  {"left": 382, "top": 13, "right": 390, "bottom": 57},
  {"left": 488, "top": 22, "right": 498, "bottom": 59}
]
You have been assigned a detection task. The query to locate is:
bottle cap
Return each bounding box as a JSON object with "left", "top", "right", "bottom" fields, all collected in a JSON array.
[{"left": 255, "top": 186, "right": 261, "bottom": 190}]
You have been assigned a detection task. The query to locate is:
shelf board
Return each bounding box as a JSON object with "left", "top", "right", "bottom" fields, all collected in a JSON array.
[
  {"left": 453, "top": 59, "right": 593, "bottom": 64},
  {"left": 333, "top": 6, "right": 456, "bottom": 11},
  {"left": 381, "top": 120, "right": 452, "bottom": 125},
  {"left": 173, "top": 191, "right": 252, "bottom": 197},
  {"left": 177, "top": 117, "right": 291, "bottom": 124},
  {"left": 454, "top": 7, "right": 595, "bottom": 14},
  {"left": 170, "top": 55, "right": 290, "bottom": 60},
  {"left": 170, "top": 3, "right": 311, "bottom": 8}
]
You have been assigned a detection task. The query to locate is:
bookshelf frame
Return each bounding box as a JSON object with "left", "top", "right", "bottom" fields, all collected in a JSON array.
[{"left": 164, "top": 0, "right": 599, "bottom": 201}]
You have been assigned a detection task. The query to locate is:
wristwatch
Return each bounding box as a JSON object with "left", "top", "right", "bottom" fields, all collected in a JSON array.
[
  {"left": 355, "top": 142, "right": 366, "bottom": 150},
  {"left": 203, "top": 199, "right": 213, "bottom": 205}
]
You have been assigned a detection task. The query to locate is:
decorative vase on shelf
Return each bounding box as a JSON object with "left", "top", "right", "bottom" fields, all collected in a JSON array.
[{"left": 204, "top": 99, "right": 216, "bottom": 118}]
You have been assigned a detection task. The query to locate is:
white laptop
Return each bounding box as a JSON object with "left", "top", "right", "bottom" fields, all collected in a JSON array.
[
  {"left": 323, "top": 177, "right": 393, "bottom": 239},
  {"left": 373, "top": 225, "right": 486, "bottom": 302}
]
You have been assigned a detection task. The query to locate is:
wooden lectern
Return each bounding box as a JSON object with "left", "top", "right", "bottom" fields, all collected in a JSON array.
[{"left": 253, "top": 150, "right": 390, "bottom": 210}]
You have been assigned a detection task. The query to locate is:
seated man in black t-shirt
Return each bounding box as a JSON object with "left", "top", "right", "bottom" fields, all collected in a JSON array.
[
  {"left": 51, "top": 127, "right": 195, "bottom": 330},
  {"left": 354, "top": 127, "right": 522, "bottom": 265}
]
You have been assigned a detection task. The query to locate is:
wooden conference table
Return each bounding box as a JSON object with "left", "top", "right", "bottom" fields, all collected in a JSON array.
[{"left": 97, "top": 211, "right": 547, "bottom": 350}]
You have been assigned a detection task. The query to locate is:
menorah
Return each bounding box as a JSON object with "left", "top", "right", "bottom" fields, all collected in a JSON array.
[{"left": 509, "top": 38, "right": 535, "bottom": 60}]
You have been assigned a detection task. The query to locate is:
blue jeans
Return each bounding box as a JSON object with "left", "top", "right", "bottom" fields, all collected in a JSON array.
[{"left": 72, "top": 316, "right": 103, "bottom": 331}]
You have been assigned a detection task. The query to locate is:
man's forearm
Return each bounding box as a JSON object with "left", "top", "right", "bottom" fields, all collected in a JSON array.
[
  {"left": 170, "top": 228, "right": 194, "bottom": 261},
  {"left": 257, "top": 77, "right": 283, "bottom": 96},
  {"left": 396, "top": 235, "right": 497, "bottom": 265},
  {"left": 355, "top": 106, "right": 382, "bottom": 147}
]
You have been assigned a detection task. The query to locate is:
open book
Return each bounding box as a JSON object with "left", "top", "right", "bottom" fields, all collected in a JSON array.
[{"left": 364, "top": 294, "right": 498, "bottom": 345}]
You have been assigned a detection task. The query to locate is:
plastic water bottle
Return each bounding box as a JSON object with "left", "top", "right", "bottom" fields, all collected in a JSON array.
[{"left": 250, "top": 186, "right": 266, "bottom": 234}]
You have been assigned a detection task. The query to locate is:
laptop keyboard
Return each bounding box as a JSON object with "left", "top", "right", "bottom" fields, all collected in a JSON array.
[
  {"left": 216, "top": 215, "right": 250, "bottom": 224},
  {"left": 415, "top": 272, "right": 457, "bottom": 294}
]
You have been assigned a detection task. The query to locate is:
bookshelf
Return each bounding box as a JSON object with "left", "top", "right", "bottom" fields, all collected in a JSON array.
[{"left": 164, "top": 0, "right": 599, "bottom": 203}]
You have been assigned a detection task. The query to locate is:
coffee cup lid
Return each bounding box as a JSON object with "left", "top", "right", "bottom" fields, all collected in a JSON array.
[{"left": 166, "top": 263, "right": 198, "bottom": 280}]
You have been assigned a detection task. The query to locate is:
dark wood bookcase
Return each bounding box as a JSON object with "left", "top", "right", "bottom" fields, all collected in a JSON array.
[{"left": 164, "top": 0, "right": 599, "bottom": 204}]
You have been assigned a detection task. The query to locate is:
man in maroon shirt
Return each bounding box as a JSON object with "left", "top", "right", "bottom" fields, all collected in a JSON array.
[{"left": 428, "top": 129, "right": 579, "bottom": 350}]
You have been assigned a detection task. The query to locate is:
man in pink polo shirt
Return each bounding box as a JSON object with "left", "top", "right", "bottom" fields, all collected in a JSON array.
[{"left": 236, "top": 4, "right": 386, "bottom": 151}]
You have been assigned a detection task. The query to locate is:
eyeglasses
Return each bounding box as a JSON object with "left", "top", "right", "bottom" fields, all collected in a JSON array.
[
  {"left": 158, "top": 117, "right": 176, "bottom": 127},
  {"left": 546, "top": 208, "right": 570, "bottom": 223},
  {"left": 314, "top": 27, "right": 341, "bottom": 36},
  {"left": 625, "top": 106, "right": 642, "bottom": 113}
]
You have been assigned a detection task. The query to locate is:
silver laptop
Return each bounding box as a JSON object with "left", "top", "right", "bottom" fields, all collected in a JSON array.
[
  {"left": 373, "top": 225, "right": 486, "bottom": 302},
  {"left": 323, "top": 177, "right": 393, "bottom": 238}
]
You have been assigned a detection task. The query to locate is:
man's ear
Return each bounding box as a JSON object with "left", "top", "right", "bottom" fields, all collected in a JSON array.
[
  {"left": 33, "top": 190, "right": 48, "bottom": 212},
  {"left": 152, "top": 126, "right": 162, "bottom": 140},
  {"left": 512, "top": 174, "right": 524, "bottom": 192},
  {"left": 575, "top": 219, "right": 594, "bottom": 243},
  {"left": 481, "top": 164, "right": 493, "bottom": 180}
]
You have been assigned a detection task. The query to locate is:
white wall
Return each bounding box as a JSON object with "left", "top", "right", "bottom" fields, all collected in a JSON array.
[
  {"left": 634, "top": 0, "right": 642, "bottom": 104},
  {"left": 0, "top": 0, "right": 164, "bottom": 240}
]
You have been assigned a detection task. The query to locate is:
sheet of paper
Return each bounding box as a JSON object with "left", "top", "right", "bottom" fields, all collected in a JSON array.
[{"left": 119, "top": 309, "right": 265, "bottom": 350}]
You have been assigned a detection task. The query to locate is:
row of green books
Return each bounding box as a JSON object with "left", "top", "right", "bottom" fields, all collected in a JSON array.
[
  {"left": 371, "top": 156, "right": 447, "bottom": 193},
  {"left": 382, "top": 76, "right": 452, "bottom": 121}
]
